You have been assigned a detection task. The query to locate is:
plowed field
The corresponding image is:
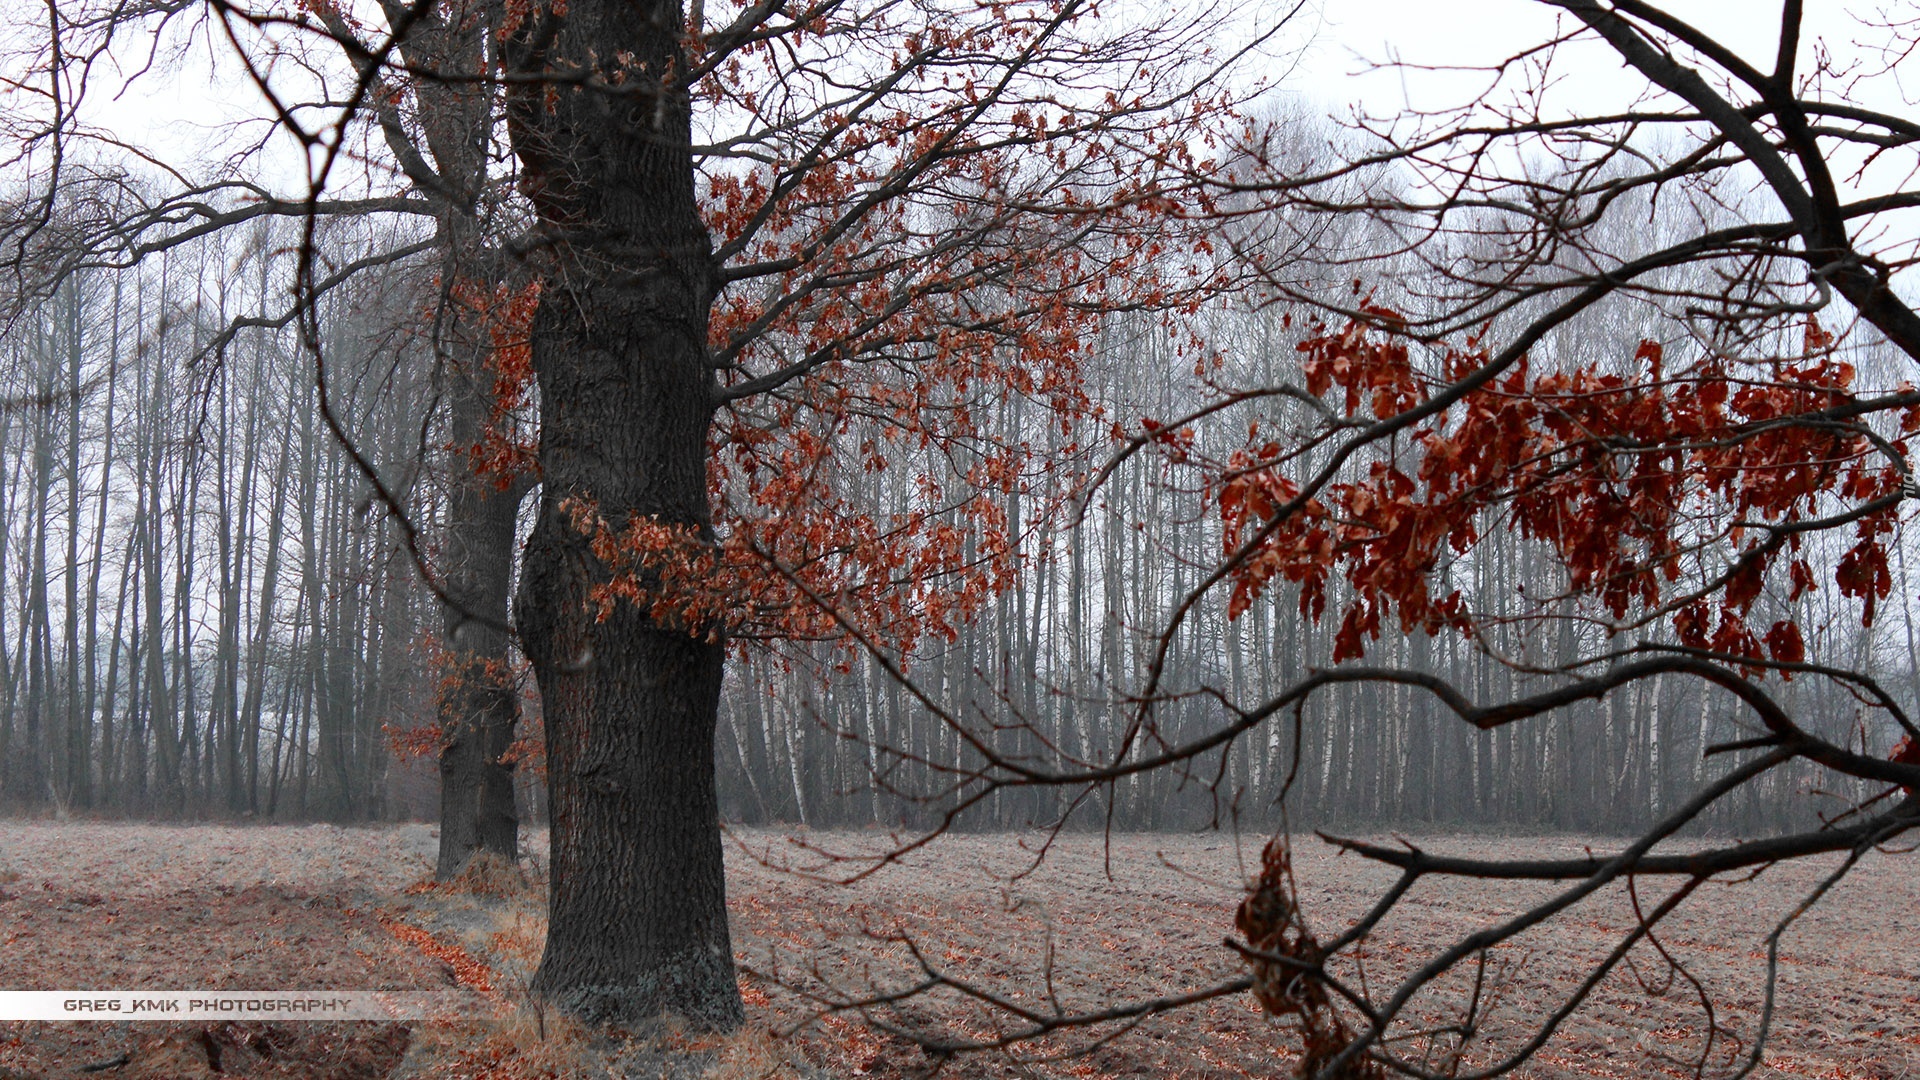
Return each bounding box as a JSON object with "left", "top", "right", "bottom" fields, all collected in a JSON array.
[{"left": 0, "top": 822, "right": 1913, "bottom": 1079}]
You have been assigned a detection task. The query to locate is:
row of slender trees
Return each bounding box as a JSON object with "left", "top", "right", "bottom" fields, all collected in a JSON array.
[
  {"left": 0, "top": 220, "right": 438, "bottom": 820},
  {"left": 0, "top": 195, "right": 1903, "bottom": 837},
  {"left": 714, "top": 308, "right": 1910, "bottom": 837}
]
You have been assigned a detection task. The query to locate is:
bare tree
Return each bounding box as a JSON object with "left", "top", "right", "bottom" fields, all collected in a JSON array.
[{"left": 771, "top": 4, "right": 1920, "bottom": 1077}]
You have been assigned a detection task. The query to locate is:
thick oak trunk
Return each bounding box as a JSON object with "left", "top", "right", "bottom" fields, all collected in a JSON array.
[
  {"left": 515, "top": 279, "right": 738, "bottom": 1024},
  {"left": 506, "top": 0, "right": 741, "bottom": 1028}
]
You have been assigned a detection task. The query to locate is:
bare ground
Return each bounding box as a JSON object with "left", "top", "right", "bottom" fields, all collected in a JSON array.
[{"left": 0, "top": 822, "right": 1915, "bottom": 1079}]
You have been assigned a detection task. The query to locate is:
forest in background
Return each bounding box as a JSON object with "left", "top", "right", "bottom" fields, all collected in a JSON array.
[{"left": 0, "top": 153, "right": 1902, "bottom": 836}]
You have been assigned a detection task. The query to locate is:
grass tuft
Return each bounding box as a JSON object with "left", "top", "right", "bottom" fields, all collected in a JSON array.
[
  {"left": 696, "top": 1024, "right": 791, "bottom": 1080},
  {"left": 397, "top": 998, "right": 595, "bottom": 1080},
  {"left": 412, "top": 851, "right": 542, "bottom": 901}
]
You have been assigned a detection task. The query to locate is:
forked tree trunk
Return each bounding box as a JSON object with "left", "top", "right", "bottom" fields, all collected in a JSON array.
[{"left": 506, "top": 0, "right": 742, "bottom": 1028}]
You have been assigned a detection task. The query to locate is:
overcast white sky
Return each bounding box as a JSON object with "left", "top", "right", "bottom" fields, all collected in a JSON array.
[
  {"left": 74, "top": 1, "right": 1917, "bottom": 210},
  {"left": 1271, "top": 1, "right": 1916, "bottom": 235},
  {"left": 110, "top": 3, "right": 1825, "bottom": 162},
  {"left": 1295, "top": 0, "right": 1897, "bottom": 116}
]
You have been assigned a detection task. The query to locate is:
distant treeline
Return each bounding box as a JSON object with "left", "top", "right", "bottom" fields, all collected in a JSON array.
[{"left": 0, "top": 211, "right": 1906, "bottom": 838}]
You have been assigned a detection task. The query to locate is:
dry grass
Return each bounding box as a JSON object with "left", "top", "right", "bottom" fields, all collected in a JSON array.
[
  {"left": 406, "top": 851, "right": 543, "bottom": 903},
  {"left": 394, "top": 871, "right": 817, "bottom": 1079},
  {"left": 395, "top": 852, "right": 549, "bottom": 992},
  {"left": 393, "top": 985, "right": 817, "bottom": 1080},
  {"left": 485, "top": 907, "right": 549, "bottom": 984},
  {"left": 684, "top": 1024, "right": 800, "bottom": 1080},
  {"left": 395, "top": 997, "right": 598, "bottom": 1080}
]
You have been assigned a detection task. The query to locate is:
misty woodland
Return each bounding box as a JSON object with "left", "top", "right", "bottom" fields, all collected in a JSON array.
[{"left": 0, "top": 0, "right": 1918, "bottom": 1076}]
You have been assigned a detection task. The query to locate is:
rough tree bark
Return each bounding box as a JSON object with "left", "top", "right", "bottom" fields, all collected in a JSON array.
[
  {"left": 433, "top": 412, "right": 524, "bottom": 876},
  {"left": 504, "top": 0, "right": 741, "bottom": 1027}
]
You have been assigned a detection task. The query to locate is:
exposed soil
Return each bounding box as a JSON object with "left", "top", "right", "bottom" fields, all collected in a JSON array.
[
  {"left": 0, "top": 824, "right": 441, "bottom": 1079},
  {"left": 726, "top": 828, "right": 1920, "bottom": 1080},
  {"left": 0, "top": 822, "right": 1915, "bottom": 1079}
]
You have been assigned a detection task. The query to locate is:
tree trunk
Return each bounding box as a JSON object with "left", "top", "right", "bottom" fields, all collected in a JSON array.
[
  {"left": 506, "top": 0, "right": 741, "bottom": 1029},
  {"left": 434, "top": 438, "right": 523, "bottom": 876}
]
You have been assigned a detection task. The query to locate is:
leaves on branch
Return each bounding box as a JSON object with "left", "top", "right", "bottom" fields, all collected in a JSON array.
[{"left": 1203, "top": 316, "right": 1908, "bottom": 666}]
